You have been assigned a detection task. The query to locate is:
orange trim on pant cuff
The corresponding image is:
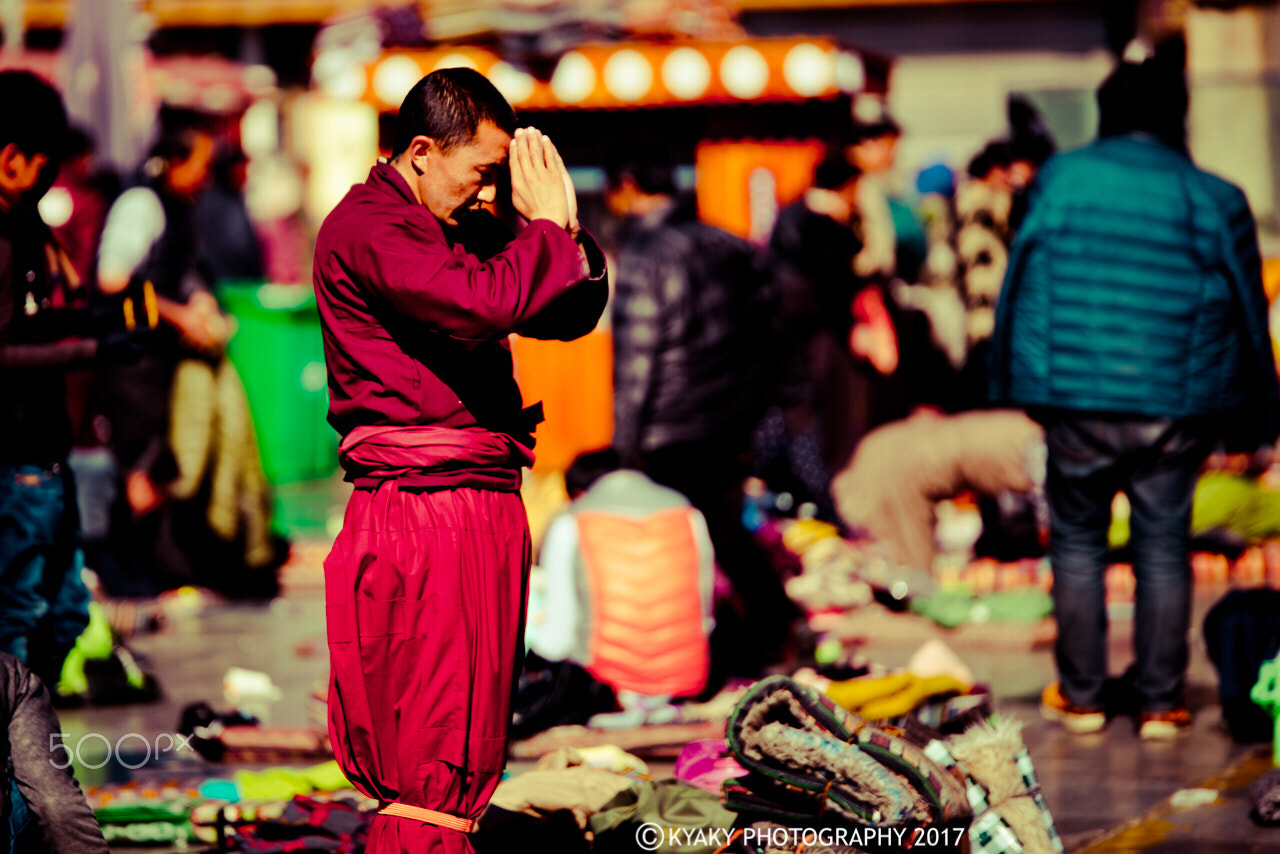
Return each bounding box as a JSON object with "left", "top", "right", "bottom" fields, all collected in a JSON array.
[{"left": 377, "top": 803, "right": 474, "bottom": 833}]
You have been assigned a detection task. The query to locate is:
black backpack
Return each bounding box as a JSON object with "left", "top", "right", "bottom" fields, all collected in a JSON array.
[{"left": 1203, "top": 588, "right": 1280, "bottom": 743}]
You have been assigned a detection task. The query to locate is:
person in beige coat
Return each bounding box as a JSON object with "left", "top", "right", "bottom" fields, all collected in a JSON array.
[{"left": 832, "top": 409, "right": 1044, "bottom": 571}]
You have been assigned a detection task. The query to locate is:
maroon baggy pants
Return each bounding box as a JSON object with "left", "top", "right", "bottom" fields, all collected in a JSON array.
[{"left": 325, "top": 481, "right": 529, "bottom": 853}]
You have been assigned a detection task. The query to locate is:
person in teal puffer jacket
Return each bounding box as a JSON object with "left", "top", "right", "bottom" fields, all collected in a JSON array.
[{"left": 989, "top": 38, "right": 1280, "bottom": 740}]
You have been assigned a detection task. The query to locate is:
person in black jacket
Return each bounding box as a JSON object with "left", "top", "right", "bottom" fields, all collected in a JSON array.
[
  {"left": 605, "top": 140, "right": 799, "bottom": 685},
  {"left": 767, "top": 156, "right": 874, "bottom": 490}
]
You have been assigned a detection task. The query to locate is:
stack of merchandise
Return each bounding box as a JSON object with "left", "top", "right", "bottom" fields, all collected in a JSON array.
[{"left": 721, "top": 676, "right": 1064, "bottom": 854}]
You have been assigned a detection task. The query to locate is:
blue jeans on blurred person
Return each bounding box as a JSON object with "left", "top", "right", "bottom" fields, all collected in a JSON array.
[
  {"left": 0, "top": 463, "right": 92, "bottom": 692},
  {"left": 1044, "top": 415, "right": 1214, "bottom": 713}
]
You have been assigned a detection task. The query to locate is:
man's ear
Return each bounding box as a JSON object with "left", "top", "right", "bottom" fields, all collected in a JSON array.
[
  {"left": 0, "top": 143, "right": 21, "bottom": 176},
  {"left": 407, "top": 135, "right": 437, "bottom": 173}
]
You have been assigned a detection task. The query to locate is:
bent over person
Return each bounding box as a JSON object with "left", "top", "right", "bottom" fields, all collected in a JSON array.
[{"left": 313, "top": 68, "right": 607, "bottom": 853}]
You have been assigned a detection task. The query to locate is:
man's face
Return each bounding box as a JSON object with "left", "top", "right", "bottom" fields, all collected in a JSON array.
[
  {"left": 417, "top": 121, "right": 512, "bottom": 226},
  {"left": 1008, "top": 159, "right": 1035, "bottom": 191},
  {"left": 603, "top": 177, "right": 637, "bottom": 219},
  {"left": 0, "top": 144, "right": 53, "bottom": 208},
  {"left": 849, "top": 133, "right": 898, "bottom": 175}
]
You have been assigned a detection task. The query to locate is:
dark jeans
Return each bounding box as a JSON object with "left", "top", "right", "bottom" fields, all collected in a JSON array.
[
  {"left": 1044, "top": 415, "right": 1213, "bottom": 712},
  {"left": 0, "top": 464, "right": 92, "bottom": 690}
]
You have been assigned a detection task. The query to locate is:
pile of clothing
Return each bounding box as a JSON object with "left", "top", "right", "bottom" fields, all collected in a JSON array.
[{"left": 720, "top": 676, "right": 1063, "bottom": 854}]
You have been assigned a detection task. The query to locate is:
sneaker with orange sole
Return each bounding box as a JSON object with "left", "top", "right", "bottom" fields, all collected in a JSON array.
[
  {"left": 1138, "top": 707, "right": 1193, "bottom": 740},
  {"left": 1040, "top": 682, "right": 1106, "bottom": 733}
]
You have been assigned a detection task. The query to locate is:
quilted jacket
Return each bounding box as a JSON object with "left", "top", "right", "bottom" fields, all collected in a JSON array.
[
  {"left": 611, "top": 198, "right": 778, "bottom": 464},
  {"left": 989, "top": 134, "right": 1280, "bottom": 447}
]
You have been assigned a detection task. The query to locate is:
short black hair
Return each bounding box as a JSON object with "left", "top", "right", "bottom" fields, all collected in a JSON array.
[
  {"left": 847, "top": 116, "right": 901, "bottom": 146},
  {"left": 1007, "top": 95, "right": 1055, "bottom": 167},
  {"left": 812, "top": 156, "right": 860, "bottom": 191},
  {"left": 565, "top": 447, "right": 621, "bottom": 497},
  {"left": 65, "top": 126, "right": 95, "bottom": 161},
  {"left": 967, "top": 140, "right": 1015, "bottom": 179},
  {"left": 603, "top": 137, "right": 677, "bottom": 196},
  {"left": 0, "top": 71, "right": 69, "bottom": 161},
  {"left": 148, "top": 108, "right": 217, "bottom": 165},
  {"left": 1097, "top": 37, "right": 1188, "bottom": 153},
  {"left": 392, "top": 67, "right": 517, "bottom": 158}
]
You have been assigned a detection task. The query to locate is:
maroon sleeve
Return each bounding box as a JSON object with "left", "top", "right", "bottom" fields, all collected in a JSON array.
[
  {"left": 353, "top": 211, "right": 599, "bottom": 342},
  {"left": 517, "top": 231, "right": 608, "bottom": 341}
]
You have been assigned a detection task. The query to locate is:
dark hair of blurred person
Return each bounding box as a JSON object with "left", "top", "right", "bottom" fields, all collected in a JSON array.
[
  {"left": 1097, "top": 38, "right": 1189, "bottom": 155},
  {"left": 968, "top": 140, "right": 1015, "bottom": 182},
  {"left": 602, "top": 136, "right": 678, "bottom": 200},
  {"left": 1007, "top": 95, "right": 1056, "bottom": 170},
  {"left": 846, "top": 113, "right": 901, "bottom": 147},
  {"left": 142, "top": 119, "right": 216, "bottom": 203},
  {"left": 564, "top": 447, "right": 621, "bottom": 499},
  {"left": 845, "top": 100, "right": 901, "bottom": 179},
  {"left": 812, "top": 156, "right": 861, "bottom": 194},
  {"left": 0, "top": 70, "right": 68, "bottom": 207},
  {"left": 392, "top": 67, "right": 517, "bottom": 158}
]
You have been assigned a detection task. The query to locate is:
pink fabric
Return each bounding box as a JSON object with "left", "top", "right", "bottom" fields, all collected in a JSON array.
[{"left": 673, "top": 739, "right": 746, "bottom": 793}]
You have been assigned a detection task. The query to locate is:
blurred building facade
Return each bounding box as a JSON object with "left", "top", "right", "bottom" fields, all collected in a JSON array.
[{"left": 4, "top": 0, "right": 1280, "bottom": 239}]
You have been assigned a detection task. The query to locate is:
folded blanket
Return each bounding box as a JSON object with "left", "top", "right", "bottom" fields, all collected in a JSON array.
[{"left": 725, "top": 676, "right": 970, "bottom": 828}]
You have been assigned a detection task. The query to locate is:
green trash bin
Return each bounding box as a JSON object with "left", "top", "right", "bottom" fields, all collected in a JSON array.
[{"left": 217, "top": 282, "right": 337, "bottom": 485}]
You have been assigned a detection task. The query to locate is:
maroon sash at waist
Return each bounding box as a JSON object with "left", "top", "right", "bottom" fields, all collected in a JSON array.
[{"left": 338, "top": 424, "right": 535, "bottom": 492}]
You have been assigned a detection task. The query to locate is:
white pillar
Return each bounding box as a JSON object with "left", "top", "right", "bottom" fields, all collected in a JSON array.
[
  {"left": 2, "top": 0, "right": 24, "bottom": 54},
  {"left": 1186, "top": 4, "right": 1280, "bottom": 226}
]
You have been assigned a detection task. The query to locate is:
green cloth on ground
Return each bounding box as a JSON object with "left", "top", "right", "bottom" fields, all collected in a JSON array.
[
  {"left": 96, "top": 799, "right": 196, "bottom": 845},
  {"left": 911, "top": 588, "right": 1053, "bottom": 628},
  {"left": 234, "top": 760, "right": 351, "bottom": 801},
  {"left": 910, "top": 590, "right": 976, "bottom": 629},
  {"left": 95, "top": 801, "right": 194, "bottom": 824},
  {"left": 590, "top": 779, "right": 737, "bottom": 854},
  {"left": 1193, "top": 472, "right": 1280, "bottom": 543}
]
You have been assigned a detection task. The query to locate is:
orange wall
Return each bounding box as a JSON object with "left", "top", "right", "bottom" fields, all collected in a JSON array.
[
  {"left": 512, "top": 329, "right": 615, "bottom": 473},
  {"left": 696, "top": 139, "right": 826, "bottom": 240}
]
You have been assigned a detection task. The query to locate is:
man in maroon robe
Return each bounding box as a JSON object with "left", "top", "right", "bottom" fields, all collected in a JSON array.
[{"left": 312, "top": 68, "right": 607, "bottom": 853}]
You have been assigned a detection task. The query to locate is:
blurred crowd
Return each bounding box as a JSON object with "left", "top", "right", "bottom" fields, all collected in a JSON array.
[
  {"left": 4, "top": 30, "right": 1279, "bottom": 734},
  {"left": 546, "top": 34, "right": 1280, "bottom": 730},
  {"left": 568, "top": 99, "right": 1056, "bottom": 695},
  {"left": 1, "top": 72, "right": 290, "bottom": 674}
]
